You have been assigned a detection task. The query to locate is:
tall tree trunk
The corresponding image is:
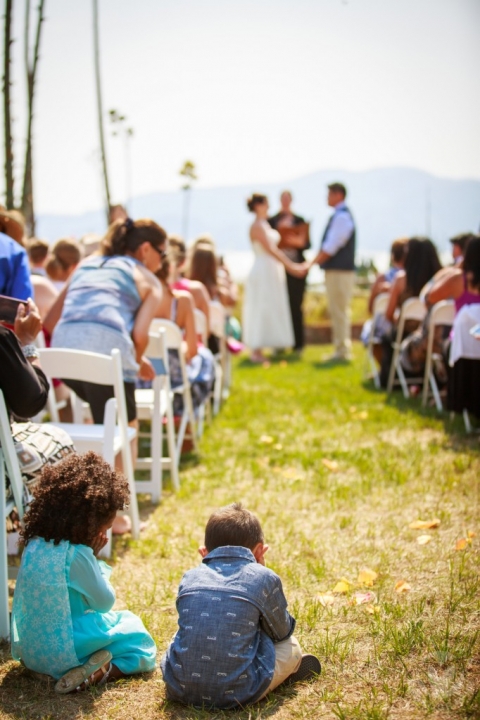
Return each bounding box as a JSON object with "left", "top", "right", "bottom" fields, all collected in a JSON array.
[
  {"left": 93, "top": 0, "right": 111, "bottom": 222},
  {"left": 21, "top": 0, "right": 46, "bottom": 236},
  {"left": 3, "top": 0, "right": 14, "bottom": 209}
]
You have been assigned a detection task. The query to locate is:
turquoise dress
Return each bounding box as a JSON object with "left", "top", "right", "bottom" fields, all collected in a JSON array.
[{"left": 11, "top": 538, "right": 156, "bottom": 679}]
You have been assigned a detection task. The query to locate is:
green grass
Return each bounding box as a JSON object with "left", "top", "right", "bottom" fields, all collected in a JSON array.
[{"left": 1, "top": 344, "right": 479, "bottom": 719}]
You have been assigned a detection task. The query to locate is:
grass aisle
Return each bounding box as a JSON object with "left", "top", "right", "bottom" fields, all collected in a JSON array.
[{"left": 1, "top": 345, "right": 479, "bottom": 719}]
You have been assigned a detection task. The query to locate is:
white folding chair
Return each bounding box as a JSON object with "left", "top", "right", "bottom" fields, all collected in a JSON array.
[
  {"left": 209, "top": 301, "right": 227, "bottom": 412},
  {"left": 150, "top": 319, "right": 198, "bottom": 454},
  {"left": 194, "top": 309, "right": 208, "bottom": 346},
  {"left": 135, "top": 329, "right": 179, "bottom": 500},
  {"left": 0, "top": 390, "right": 24, "bottom": 639},
  {"left": 421, "top": 300, "right": 455, "bottom": 411},
  {"left": 387, "top": 297, "right": 427, "bottom": 397},
  {"left": 37, "top": 348, "right": 140, "bottom": 547},
  {"left": 364, "top": 292, "right": 389, "bottom": 389}
]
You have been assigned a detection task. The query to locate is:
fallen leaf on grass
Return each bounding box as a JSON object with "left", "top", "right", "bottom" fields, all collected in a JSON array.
[
  {"left": 395, "top": 580, "right": 411, "bottom": 593},
  {"left": 273, "top": 443, "right": 283, "bottom": 450},
  {"left": 322, "top": 458, "right": 339, "bottom": 472},
  {"left": 332, "top": 579, "right": 350, "bottom": 594},
  {"left": 467, "top": 530, "right": 476, "bottom": 538},
  {"left": 409, "top": 518, "right": 441, "bottom": 530},
  {"left": 417, "top": 535, "right": 432, "bottom": 545},
  {"left": 317, "top": 592, "right": 335, "bottom": 607},
  {"left": 351, "top": 591, "right": 377, "bottom": 605},
  {"left": 358, "top": 568, "right": 378, "bottom": 586},
  {"left": 455, "top": 538, "right": 467, "bottom": 551},
  {"left": 282, "top": 468, "right": 302, "bottom": 480},
  {"left": 349, "top": 406, "right": 357, "bottom": 413},
  {"left": 259, "top": 435, "right": 274, "bottom": 444},
  {"left": 365, "top": 604, "right": 379, "bottom": 615},
  {"left": 279, "top": 360, "right": 287, "bottom": 368},
  {"left": 355, "top": 411, "right": 369, "bottom": 420}
]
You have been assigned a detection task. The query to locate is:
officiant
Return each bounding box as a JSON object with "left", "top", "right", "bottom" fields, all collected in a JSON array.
[{"left": 269, "top": 191, "right": 310, "bottom": 352}]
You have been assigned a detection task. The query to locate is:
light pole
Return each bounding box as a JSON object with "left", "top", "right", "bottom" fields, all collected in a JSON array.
[{"left": 179, "top": 160, "right": 197, "bottom": 240}]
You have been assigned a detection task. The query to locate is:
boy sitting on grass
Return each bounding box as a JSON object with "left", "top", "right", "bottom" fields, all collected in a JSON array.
[{"left": 161, "top": 502, "right": 320, "bottom": 709}]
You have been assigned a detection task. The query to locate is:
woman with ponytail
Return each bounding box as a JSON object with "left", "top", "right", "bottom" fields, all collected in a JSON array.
[{"left": 45, "top": 218, "right": 165, "bottom": 428}]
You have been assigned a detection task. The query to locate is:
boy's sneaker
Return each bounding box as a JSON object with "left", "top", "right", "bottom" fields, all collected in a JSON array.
[{"left": 283, "top": 654, "right": 321, "bottom": 686}]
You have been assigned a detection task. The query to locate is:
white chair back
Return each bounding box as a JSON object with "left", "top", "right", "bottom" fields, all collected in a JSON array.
[
  {"left": 387, "top": 297, "right": 427, "bottom": 395},
  {"left": 194, "top": 309, "right": 208, "bottom": 345},
  {"left": 372, "top": 292, "right": 389, "bottom": 316},
  {"left": 422, "top": 300, "right": 455, "bottom": 409},
  {"left": 149, "top": 319, "right": 198, "bottom": 451},
  {"left": 135, "top": 328, "right": 179, "bottom": 500},
  {"left": 365, "top": 292, "right": 390, "bottom": 388},
  {"left": 37, "top": 348, "right": 140, "bottom": 544},
  {"left": 209, "top": 301, "right": 225, "bottom": 338},
  {"left": 209, "top": 301, "right": 228, "bottom": 411}
]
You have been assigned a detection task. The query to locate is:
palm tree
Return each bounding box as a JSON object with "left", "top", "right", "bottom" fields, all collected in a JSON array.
[
  {"left": 21, "top": 0, "right": 46, "bottom": 235},
  {"left": 3, "top": 0, "right": 14, "bottom": 209},
  {"left": 179, "top": 160, "right": 197, "bottom": 239},
  {"left": 93, "top": 0, "right": 111, "bottom": 222},
  {"left": 109, "top": 108, "right": 134, "bottom": 211}
]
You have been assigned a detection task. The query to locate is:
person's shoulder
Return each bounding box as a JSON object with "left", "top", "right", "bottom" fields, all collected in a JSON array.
[{"left": 173, "top": 288, "right": 193, "bottom": 302}]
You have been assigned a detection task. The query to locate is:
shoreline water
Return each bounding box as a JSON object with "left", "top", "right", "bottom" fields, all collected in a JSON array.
[{"left": 222, "top": 249, "right": 452, "bottom": 285}]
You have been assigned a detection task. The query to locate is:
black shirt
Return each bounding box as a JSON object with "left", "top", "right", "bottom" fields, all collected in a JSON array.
[{"left": 0, "top": 325, "right": 49, "bottom": 420}]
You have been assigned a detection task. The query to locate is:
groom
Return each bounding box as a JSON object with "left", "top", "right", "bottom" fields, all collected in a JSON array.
[{"left": 307, "top": 182, "right": 356, "bottom": 361}]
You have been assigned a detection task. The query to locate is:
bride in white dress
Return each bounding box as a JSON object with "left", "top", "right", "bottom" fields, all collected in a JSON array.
[{"left": 243, "top": 193, "right": 307, "bottom": 363}]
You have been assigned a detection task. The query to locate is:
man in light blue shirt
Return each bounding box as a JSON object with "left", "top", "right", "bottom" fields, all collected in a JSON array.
[{"left": 308, "top": 182, "right": 356, "bottom": 360}]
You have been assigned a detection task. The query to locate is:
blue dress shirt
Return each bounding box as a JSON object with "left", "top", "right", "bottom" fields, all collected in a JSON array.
[{"left": 0, "top": 232, "right": 33, "bottom": 300}]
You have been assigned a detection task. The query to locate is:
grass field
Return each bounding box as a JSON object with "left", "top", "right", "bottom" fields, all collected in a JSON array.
[{"left": 1, "top": 344, "right": 479, "bottom": 719}]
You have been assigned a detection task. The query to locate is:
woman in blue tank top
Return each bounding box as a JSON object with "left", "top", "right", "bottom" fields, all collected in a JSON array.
[{"left": 45, "top": 218, "right": 165, "bottom": 427}]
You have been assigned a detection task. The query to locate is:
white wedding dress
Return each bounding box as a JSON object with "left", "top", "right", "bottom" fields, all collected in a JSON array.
[{"left": 243, "top": 221, "right": 294, "bottom": 350}]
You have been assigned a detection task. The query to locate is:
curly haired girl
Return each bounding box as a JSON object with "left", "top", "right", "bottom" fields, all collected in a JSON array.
[{"left": 11, "top": 451, "right": 156, "bottom": 693}]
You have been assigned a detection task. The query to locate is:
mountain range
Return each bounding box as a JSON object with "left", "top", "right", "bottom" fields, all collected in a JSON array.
[{"left": 37, "top": 167, "right": 480, "bottom": 260}]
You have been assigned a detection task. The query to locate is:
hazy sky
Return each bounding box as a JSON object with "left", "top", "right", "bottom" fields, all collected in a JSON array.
[{"left": 1, "top": 0, "right": 479, "bottom": 214}]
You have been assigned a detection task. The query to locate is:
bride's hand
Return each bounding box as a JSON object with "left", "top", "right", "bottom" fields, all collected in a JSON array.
[{"left": 289, "top": 262, "right": 309, "bottom": 278}]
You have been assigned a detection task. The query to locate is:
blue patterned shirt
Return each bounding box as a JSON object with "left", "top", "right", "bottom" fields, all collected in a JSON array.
[{"left": 161, "top": 546, "right": 295, "bottom": 709}]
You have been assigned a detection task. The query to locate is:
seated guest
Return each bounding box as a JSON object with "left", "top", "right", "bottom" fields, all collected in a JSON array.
[
  {"left": 46, "top": 238, "right": 82, "bottom": 291},
  {"left": 188, "top": 239, "right": 237, "bottom": 309},
  {"left": 399, "top": 234, "right": 479, "bottom": 382},
  {"left": 11, "top": 452, "right": 156, "bottom": 692},
  {"left": 153, "top": 249, "right": 215, "bottom": 416},
  {"left": 450, "top": 232, "right": 472, "bottom": 266},
  {"left": 361, "top": 238, "right": 408, "bottom": 352},
  {"left": 0, "top": 207, "right": 32, "bottom": 300},
  {"left": 0, "top": 299, "right": 74, "bottom": 505},
  {"left": 446, "top": 235, "right": 480, "bottom": 417},
  {"left": 368, "top": 238, "right": 408, "bottom": 314},
  {"left": 168, "top": 235, "right": 211, "bottom": 334},
  {"left": 161, "top": 503, "right": 320, "bottom": 709},
  {"left": 379, "top": 237, "right": 442, "bottom": 387},
  {"left": 26, "top": 237, "right": 49, "bottom": 276},
  {"left": 188, "top": 240, "right": 236, "bottom": 354},
  {"left": 45, "top": 219, "right": 164, "bottom": 431}
]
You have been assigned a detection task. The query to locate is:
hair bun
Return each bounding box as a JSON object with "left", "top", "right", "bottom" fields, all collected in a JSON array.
[{"left": 247, "top": 193, "right": 267, "bottom": 212}]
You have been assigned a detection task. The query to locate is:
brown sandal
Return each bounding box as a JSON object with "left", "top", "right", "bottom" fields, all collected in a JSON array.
[{"left": 54, "top": 650, "right": 112, "bottom": 694}]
